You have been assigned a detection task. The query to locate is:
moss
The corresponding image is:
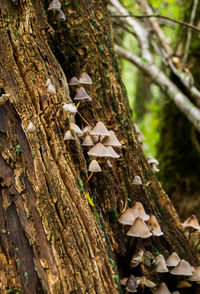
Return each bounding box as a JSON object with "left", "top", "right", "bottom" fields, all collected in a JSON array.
[{"left": 77, "top": 178, "right": 84, "bottom": 192}]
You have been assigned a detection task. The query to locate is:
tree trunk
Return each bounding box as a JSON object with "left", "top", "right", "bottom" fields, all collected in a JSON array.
[{"left": 0, "top": 1, "right": 199, "bottom": 294}]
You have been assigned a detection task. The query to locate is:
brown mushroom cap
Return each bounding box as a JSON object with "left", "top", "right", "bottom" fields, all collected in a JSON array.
[
  {"left": 154, "top": 254, "right": 169, "bottom": 273},
  {"left": 132, "top": 175, "right": 142, "bottom": 185},
  {"left": 56, "top": 9, "right": 66, "bottom": 21},
  {"left": 62, "top": 103, "right": 77, "bottom": 114},
  {"left": 78, "top": 73, "right": 92, "bottom": 85},
  {"left": 82, "top": 135, "right": 94, "bottom": 146},
  {"left": 70, "top": 123, "right": 83, "bottom": 136},
  {"left": 102, "top": 130, "right": 122, "bottom": 147},
  {"left": 64, "top": 130, "right": 75, "bottom": 141},
  {"left": 74, "top": 87, "right": 91, "bottom": 101},
  {"left": 188, "top": 266, "right": 200, "bottom": 281},
  {"left": 170, "top": 259, "right": 194, "bottom": 276},
  {"left": 88, "top": 160, "right": 102, "bottom": 172},
  {"left": 155, "top": 283, "right": 171, "bottom": 294},
  {"left": 131, "top": 202, "right": 149, "bottom": 221},
  {"left": 90, "top": 121, "right": 110, "bottom": 137},
  {"left": 69, "top": 76, "right": 79, "bottom": 85},
  {"left": 119, "top": 208, "right": 136, "bottom": 225},
  {"left": 47, "top": 0, "right": 61, "bottom": 11},
  {"left": 182, "top": 215, "right": 200, "bottom": 230},
  {"left": 106, "top": 146, "right": 120, "bottom": 158},
  {"left": 147, "top": 215, "right": 163, "bottom": 236},
  {"left": 87, "top": 142, "right": 111, "bottom": 157},
  {"left": 127, "top": 217, "right": 152, "bottom": 238},
  {"left": 166, "top": 252, "right": 180, "bottom": 267},
  {"left": 26, "top": 122, "right": 36, "bottom": 133},
  {"left": 130, "top": 249, "right": 144, "bottom": 268},
  {"left": 125, "top": 275, "right": 138, "bottom": 293}
]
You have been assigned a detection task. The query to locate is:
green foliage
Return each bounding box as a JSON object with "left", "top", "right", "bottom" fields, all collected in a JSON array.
[
  {"left": 15, "top": 144, "right": 22, "bottom": 155},
  {"left": 77, "top": 178, "right": 84, "bottom": 192},
  {"left": 1, "top": 229, "right": 7, "bottom": 234},
  {"left": 24, "top": 272, "right": 28, "bottom": 280},
  {"left": 7, "top": 289, "right": 13, "bottom": 293},
  {"left": 114, "top": 274, "right": 119, "bottom": 285},
  {"left": 109, "top": 258, "right": 115, "bottom": 269},
  {"left": 16, "top": 259, "right": 20, "bottom": 267}
]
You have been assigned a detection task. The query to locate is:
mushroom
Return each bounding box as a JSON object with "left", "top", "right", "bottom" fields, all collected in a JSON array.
[
  {"left": 87, "top": 142, "right": 111, "bottom": 157},
  {"left": 47, "top": 0, "right": 61, "bottom": 11},
  {"left": 166, "top": 252, "right": 180, "bottom": 267},
  {"left": 0, "top": 93, "right": 10, "bottom": 105},
  {"left": 56, "top": 9, "right": 66, "bottom": 21},
  {"left": 132, "top": 175, "right": 142, "bottom": 185},
  {"left": 155, "top": 283, "right": 171, "bottom": 294},
  {"left": 45, "top": 78, "right": 52, "bottom": 87},
  {"left": 82, "top": 135, "right": 94, "bottom": 146},
  {"left": 141, "top": 142, "right": 147, "bottom": 150},
  {"left": 102, "top": 130, "right": 122, "bottom": 147},
  {"left": 188, "top": 266, "right": 200, "bottom": 281},
  {"left": 137, "top": 132, "right": 146, "bottom": 143},
  {"left": 88, "top": 160, "right": 101, "bottom": 172},
  {"left": 68, "top": 77, "right": 79, "bottom": 85},
  {"left": 170, "top": 259, "right": 194, "bottom": 276},
  {"left": 118, "top": 208, "right": 135, "bottom": 225},
  {"left": 130, "top": 249, "right": 144, "bottom": 268},
  {"left": 70, "top": 123, "right": 82, "bottom": 137},
  {"left": 78, "top": 73, "right": 92, "bottom": 85},
  {"left": 153, "top": 254, "right": 169, "bottom": 273},
  {"left": 131, "top": 202, "right": 149, "bottom": 221},
  {"left": 182, "top": 215, "right": 200, "bottom": 231},
  {"left": 90, "top": 121, "right": 110, "bottom": 137},
  {"left": 62, "top": 103, "right": 77, "bottom": 114},
  {"left": 106, "top": 159, "right": 112, "bottom": 168},
  {"left": 106, "top": 146, "right": 120, "bottom": 158},
  {"left": 147, "top": 215, "right": 163, "bottom": 236},
  {"left": 47, "top": 84, "right": 56, "bottom": 94},
  {"left": 136, "top": 276, "right": 156, "bottom": 289},
  {"left": 26, "top": 122, "right": 36, "bottom": 133},
  {"left": 147, "top": 156, "right": 159, "bottom": 165},
  {"left": 82, "top": 126, "right": 92, "bottom": 137},
  {"left": 74, "top": 87, "right": 91, "bottom": 101},
  {"left": 63, "top": 130, "right": 75, "bottom": 141},
  {"left": 125, "top": 275, "right": 138, "bottom": 293},
  {"left": 151, "top": 164, "right": 160, "bottom": 172},
  {"left": 127, "top": 217, "right": 152, "bottom": 238}
]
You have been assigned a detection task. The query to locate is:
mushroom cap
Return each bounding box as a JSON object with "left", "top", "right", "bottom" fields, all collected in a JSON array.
[
  {"left": 70, "top": 123, "right": 83, "bottom": 136},
  {"left": 88, "top": 160, "right": 102, "bottom": 172},
  {"left": 0, "top": 94, "right": 10, "bottom": 105},
  {"left": 147, "top": 215, "right": 163, "bottom": 236},
  {"left": 78, "top": 72, "right": 92, "bottom": 85},
  {"left": 141, "top": 142, "right": 147, "bottom": 150},
  {"left": 106, "top": 146, "right": 120, "bottom": 158},
  {"left": 26, "top": 122, "right": 36, "bottom": 133},
  {"left": 90, "top": 121, "right": 110, "bottom": 137},
  {"left": 118, "top": 208, "right": 135, "bottom": 225},
  {"left": 82, "top": 126, "right": 92, "bottom": 136},
  {"left": 170, "top": 259, "right": 194, "bottom": 276},
  {"left": 155, "top": 283, "right": 171, "bottom": 294},
  {"left": 147, "top": 156, "right": 159, "bottom": 165},
  {"left": 64, "top": 130, "right": 75, "bottom": 141},
  {"left": 56, "top": 9, "right": 66, "bottom": 21},
  {"left": 125, "top": 275, "right": 138, "bottom": 293},
  {"left": 106, "top": 159, "right": 112, "bottom": 168},
  {"left": 134, "top": 124, "right": 140, "bottom": 134},
  {"left": 74, "top": 87, "right": 91, "bottom": 101},
  {"left": 68, "top": 76, "right": 79, "bottom": 85},
  {"left": 182, "top": 215, "right": 200, "bottom": 230},
  {"left": 166, "top": 252, "right": 180, "bottom": 267},
  {"left": 82, "top": 135, "right": 94, "bottom": 146},
  {"left": 130, "top": 249, "right": 144, "bottom": 268},
  {"left": 87, "top": 142, "right": 111, "bottom": 157},
  {"left": 151, "top": 163, "right": 160, "bottom": 172},
  {"left": 154, "top": 254, "right": 169, "bottom": 273},
  {"left": 127, "top": 217, "right": 152, "bottom": 239},
  {"left": 188, "top": 267, "right": 200, "bottom": 281},
  {"left": 131, "top": 202, "right": 149, "bottom": 221},
  {"left": 137, "top": 132, "right": 146, "bottom": 143},
  {"left": 62, "top": 103, "right": 77, "bottom": 114},
  {"left": 47, "top": 84, "right": 56, "bottom": 94},
  {"left": 47, "top": 0, "right": 61, "bottom": 11},
  {"left": 136, "top": 277, "right": 156, "bottom": 288},
  {"left": 102, "top": 130, "right": 122, "bottom": 147},
  {"left": 132, "top": 175, "right": 142, "bottom": 185},
  {"left": 45, "top": 78, "right": 52, "bottom": 87}
]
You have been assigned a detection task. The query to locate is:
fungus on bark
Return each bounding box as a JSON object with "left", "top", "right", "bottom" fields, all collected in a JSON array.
[
  {"left": 47, "top": 84, "right": 56, "bottom": 94},
  {"left": 47, "top": 0, "right": 61, "bottom": 11},
  {"left": 90, "top": 121, "right": 110, "bottom": 137},
  {"left": 118, "top": 208, "right": 135, "bottom": 225},
  {"left": 130, "top": 249, "right": 144, "bottom": 268},
  {"left": 26, "top": 122, "right": 36, "bottom": 133},
  {"left": 127, "top": 217, "right": 152, "bottom": 238},
  {"left": 102, "top": 130, "right": 122, "bottom": 147},
  {"left": 132, "top": 175, "right": 142, "bottom": 185},
  {"left": 62, "top": 103, "right": 77, "bottom": 114},
  {"left": 106, "top": 146, "right": 120, "bottom": 158},
  {"left": 170, "top": 260, "right": 194, "bottom": 276},
  {"left": 63, "top": 130, "right": 75, "bottom": 141},
  {"left": 74, "top": 87, "right": 91, "bottom": 101},
  {"left": 155, "top": 283, "right": 171, "bottom": 294},
  {"left": 131, "top": 202, "right": 149, "bottom": 221},
  {"left": 56, "top": 9, "right": 66, "bottom": 21},
  {"left": 188, "top": 267, "right": 200, "bottom": 281},
  {"left": 82, "top": 135, "right": 94, "bottom": 147},
  {"left": 136, "top": 276, "right": 156, "bottom": 289},
  {"left": 78, "top": 73, "right": 92, "bottom": 85},
  {"left": 70, "top": 123, "right": 83, "bottom": 137},
  {"left": 87, "top": 142, "right": 111, "bottom": 157},
  {"left": 88, "top": 160, "right": 102, "bottom": 172},
  {"left": 125, "top": 275, "right": 138, "bottom": 293},
  {"left": 147, "top": 215, "right": 163, "bottom": 236},
  {"left": 153, "top": 254, "right": 169, "bottom": 273},
  {"left": 68, "top": 77, "right": 79, "bottom": 85},
  {"left": 166, "top": 252, "right": 180, "bottom": 267},
  {"left": 182, "top": 215, "right": 200, "bottom": 231}
]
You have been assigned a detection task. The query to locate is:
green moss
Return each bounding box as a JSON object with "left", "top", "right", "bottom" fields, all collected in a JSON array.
[{"left": 77, "top": 178, "right": 84, "bottom": 192}]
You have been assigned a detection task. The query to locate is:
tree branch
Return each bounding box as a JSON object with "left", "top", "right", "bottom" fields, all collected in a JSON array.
[{"left": 115, "top": 44, "right": 200, "bottom": 133}]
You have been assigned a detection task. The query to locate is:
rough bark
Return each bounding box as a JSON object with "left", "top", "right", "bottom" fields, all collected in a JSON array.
[{"left": 0, "top": 1, "right": 199, "bottom": 294}]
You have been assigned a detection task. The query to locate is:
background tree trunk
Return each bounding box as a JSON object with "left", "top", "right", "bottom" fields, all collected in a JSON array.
[{"left": 0, "top": 1, "right": 199, "bottom": 293}]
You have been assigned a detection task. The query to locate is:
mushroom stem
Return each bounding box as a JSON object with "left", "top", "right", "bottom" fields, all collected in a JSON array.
[
  {"left": 141, "top": 283, "right": 145, "bottom": 294},
  {"left": 76, "top": 101, "right": 81, "bottom": 109},
  {"left": 53, "top": 9, "right": 56, "bottom": 21},
  {"left": 85, "top": 172, "right": 94, "bottom": 185},
  {"left": 77, "top": 110, "right": 92, "bottom": 127}
]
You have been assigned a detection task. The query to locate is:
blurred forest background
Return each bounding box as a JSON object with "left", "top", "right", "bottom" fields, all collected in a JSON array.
[{"left": 110, "top": 0, "right": 200, "bottom": 220}]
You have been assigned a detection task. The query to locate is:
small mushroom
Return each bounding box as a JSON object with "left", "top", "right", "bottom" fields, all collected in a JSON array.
[
  {"left": 26, "top": 122, "right": 36, "bottom": 133},
  {"left": 62, "top": 103, "right": 77, "bottom": 114},
  {"left": 90, "top": 121, "right": 110, "bottom": 137},
  {"left": 0, "top": 93, "right": 10, "bottom": 105},
  {"left": 166, "top": 252, "right": 180, "bottom": 267},
  {"left": 125, "top": 275, "right": 138, "bottom": 293},
  {"left": 151, "top": 163, "right": 160, "bottom": 172},
  {"left": 137, "top": 132, "right": 146, "bottom": 143},
  {"left": 130, "top": 249, "right": 144, "bottom": 268},
  {"left": 63, "top": 130, "right": 75, "bottom": 141},
  {"left": 188, "top": 266, "right": 200, "bottom": 281},
  {"left": 147, "top": 215, "right": 163, "bottom": 236},
  {"left": 132, "top": 175, "right": 142, "bottom": 185},
  {"left": 88, "top": 160, "right": 101, "bottom": 172},
  {"left": 78, "top": 73, "right": 92, "bottom": 85},
  {"left": 47, "top": 0, "right": 61, "bottom": 11},
  {"left": 170, "top": 259, "right": 194, "bottom": 276},
  {"left": 147, "top": 156, "right": 159, "bottom": 165},
  {"left": 56, "top": 9, "right": 66, "bottom": 21},
  {"left": 153, "top": 254, "right": 169, "bottom": 273},
  {"left": 106, "top": 146, "right": 120, "bottom": 158},
  {"left": 131, "top": 202, "right": 149, "bottom": 221},
  {"left": 45, "top": 78, "right": 52, "bottom": 87},
  {"left": 136, "top": 276, "right": 156, "bottom": 288},
  {"left": 141, "top": 142, "right": 148, "bottom": 150},
  {"left": 70, "top": 123, "right": 82, "bottom": 137},
  {"left": 182, "top": 215, "right": 200, "bottom": 231},
  {"left": 87, "top": 142, "right": 111, "bottom": 157},
  {"left": 82, "top": 126, "right": 92, "bottom": 137},
  {"left": 127, "top": 217, "right": 152, "bottom": 239},
  {"left": 74, "top": 87, "right": 91, "bottom": 101},
  {"left": 102, "top": 130, "right": 122, "bottom": 147},
  {"left": 118, "top": 208, "right": 135, "bottom": 226},
  {"left": 155, "top": 283, "right": 171, "bottom": 294},
  {"left": 82, "top": 135, "right": 94, "bottom": 147},
  {"left": 68, "top": 77, "right": 79, "bottom": 85},
  {"left": 47, "top": 84, "right": 56, "bottom": 94}
]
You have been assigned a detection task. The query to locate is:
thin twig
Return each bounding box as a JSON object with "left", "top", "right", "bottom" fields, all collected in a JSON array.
[
  {"left": 110, "top": 14, "right": 200, "bottom": 32},
  {"left": 181, "top": 0, "right": 199, "bottom": 69}
]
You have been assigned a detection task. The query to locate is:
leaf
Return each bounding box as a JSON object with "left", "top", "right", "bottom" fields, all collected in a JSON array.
[
  {"left": 177, "top": 280, "right": 192, "bottom": 288},
  {"left": 85, "top": 193, "right": 94, "bottom": 207}
]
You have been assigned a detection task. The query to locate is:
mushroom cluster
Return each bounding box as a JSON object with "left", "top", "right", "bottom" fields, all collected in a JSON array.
[
  {"left": 147, "top": 155, "right": 159, "bottom": 172},
  {"left": 47, "top": 0, "right": 66, "bottom": 22}
]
